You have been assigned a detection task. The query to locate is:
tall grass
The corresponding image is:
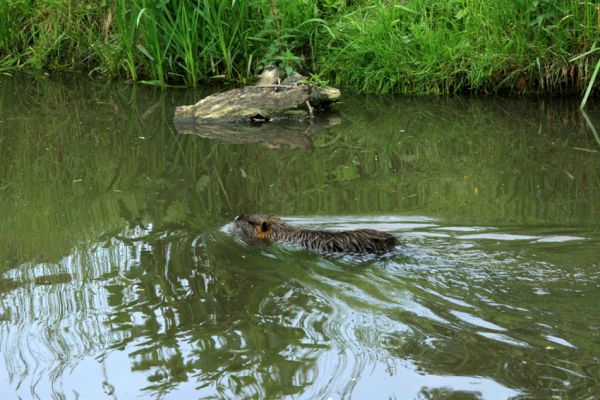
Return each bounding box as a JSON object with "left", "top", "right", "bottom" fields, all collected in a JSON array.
[
  {"left": 0, "top": 0, "right": 598, "bottom": 95},
  {"left": 105, "top": 0, "right": 323, "bottom": 85},
  {"left": 0, "top": 0, "right": 113, "bottom": 72},
  {"left": 318, "top": 0, "right": 600, "bottom": 94}
]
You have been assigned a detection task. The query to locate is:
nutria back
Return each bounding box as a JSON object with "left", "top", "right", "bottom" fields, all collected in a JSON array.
[{"left": 233, "top": 214, "right": 399, "bottom": 254}]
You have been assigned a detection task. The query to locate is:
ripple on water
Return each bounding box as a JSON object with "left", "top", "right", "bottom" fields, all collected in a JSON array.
[
  {"left": 1, "top": 214, "right": 598, "bottom": 399},
  {"left": 450, "top": 310, "right": 507, "bottom": 332}
]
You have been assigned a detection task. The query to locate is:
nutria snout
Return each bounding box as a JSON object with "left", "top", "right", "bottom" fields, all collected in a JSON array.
[{"left": 233, "top": 214, "right": 399, "bottom": 254}]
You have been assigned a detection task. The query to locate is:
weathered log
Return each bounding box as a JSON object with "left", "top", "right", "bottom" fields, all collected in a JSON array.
[{"left": 173, "top": 71, "right": 341, "bottom": 124}]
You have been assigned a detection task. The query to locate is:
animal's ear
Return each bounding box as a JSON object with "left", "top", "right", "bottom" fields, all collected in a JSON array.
[{"left": 260, "top": 221, "right": 269, "bottom": 232}]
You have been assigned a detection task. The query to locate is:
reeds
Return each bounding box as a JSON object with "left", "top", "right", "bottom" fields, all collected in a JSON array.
[
  {"left": 106, "top": 0, "right": 323, "bottom": 85},
  {"left": 0, "top": 0, "right": 598, "bottom": 95}
]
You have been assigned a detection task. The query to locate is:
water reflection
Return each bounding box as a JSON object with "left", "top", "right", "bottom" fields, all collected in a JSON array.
[
  {"left": 0, "top": 76, "right": 599, "bottom": 398},
  {"left": 104, "top": 229, "right": 333, "bottom": 398},
  {"left": 175, "top": 114, "right": 342, "bottom": 150}
]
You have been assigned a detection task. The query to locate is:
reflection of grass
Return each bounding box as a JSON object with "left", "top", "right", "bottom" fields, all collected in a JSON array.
[
  {"left": 91, "top": 229, "right": 329, "bottom": 398},
  {"left": 0, "top": 76, "right": 158, "bottom": 269},
  {"left": 179, "top": 96, "right": 600, "bottom": 228},
  {"left": 1, "top": 77, "right": 599, "bottom": 269}
]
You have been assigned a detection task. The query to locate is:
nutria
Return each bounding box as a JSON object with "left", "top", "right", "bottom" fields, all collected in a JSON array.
[{"left": 233, "top": 214, "right": 399, "bottom": 254}]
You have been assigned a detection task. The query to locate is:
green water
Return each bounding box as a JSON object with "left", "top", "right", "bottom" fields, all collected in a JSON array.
[{"left": 1, "top": 75, "right": 599, "bottom": 399}]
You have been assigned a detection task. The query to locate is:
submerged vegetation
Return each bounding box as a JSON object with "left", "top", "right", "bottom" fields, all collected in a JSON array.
[{"left": 0, "top": 0, "right": 599, "bottom": 95}]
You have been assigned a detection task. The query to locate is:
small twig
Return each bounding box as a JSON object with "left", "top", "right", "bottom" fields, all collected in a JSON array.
[
  {"left": 305, "top": 100, "right": 314, "bottom": 119},
  {"left": 580, "top": 108, "right": 600, "bottom": 149},
  {"left": 253, "top": 84, "right": 309, "bottom": 89}
]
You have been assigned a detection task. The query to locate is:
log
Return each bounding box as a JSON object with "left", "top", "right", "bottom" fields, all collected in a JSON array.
[{"left": 173, "top": 80, "right": 341, "bottom": 124}]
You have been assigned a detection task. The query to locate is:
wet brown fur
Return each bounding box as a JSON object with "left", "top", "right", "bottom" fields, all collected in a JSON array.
[{"left": 233, "top": 214, "right": 399, "bottom": 254}]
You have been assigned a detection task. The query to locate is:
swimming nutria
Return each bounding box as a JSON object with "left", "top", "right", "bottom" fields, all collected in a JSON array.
[{"left": 233, "top": 214, "right": 399, "bottom": 254}]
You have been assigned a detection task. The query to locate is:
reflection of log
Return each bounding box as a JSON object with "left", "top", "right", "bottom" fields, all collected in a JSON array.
[
  {"left": 176, "top": 115, "right": 342, "bottom": 150},
  {"left": 173, "top": 85, "right": 341, "bottom": 124}
]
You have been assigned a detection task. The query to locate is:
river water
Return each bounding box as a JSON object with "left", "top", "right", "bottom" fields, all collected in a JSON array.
[{"left": 0, "top": 75, "right": 599, "bottom": 399}]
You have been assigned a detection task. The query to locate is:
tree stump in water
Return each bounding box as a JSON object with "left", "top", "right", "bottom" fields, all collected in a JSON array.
[{"left": 173, "top": 69, "right": 341, "bottom": 124}]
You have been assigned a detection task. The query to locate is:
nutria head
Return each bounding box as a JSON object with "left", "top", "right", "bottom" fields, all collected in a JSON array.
[{"left": 232, "top": 214, "right": 290, "bottom": 243}]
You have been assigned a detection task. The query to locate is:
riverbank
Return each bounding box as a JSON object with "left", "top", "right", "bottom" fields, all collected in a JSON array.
[{"left": 1, "top": 0, "right": 598, "bottom": 96}]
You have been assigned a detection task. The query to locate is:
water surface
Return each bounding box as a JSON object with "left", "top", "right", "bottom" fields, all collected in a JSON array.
[{"left": 1, "top": 75, "right": 599, "bottom": 399}]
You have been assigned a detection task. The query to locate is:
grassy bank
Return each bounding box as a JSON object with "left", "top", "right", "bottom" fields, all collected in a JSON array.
[{"left": 0, "top": 0, "right": 598, "bottom": 95}]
